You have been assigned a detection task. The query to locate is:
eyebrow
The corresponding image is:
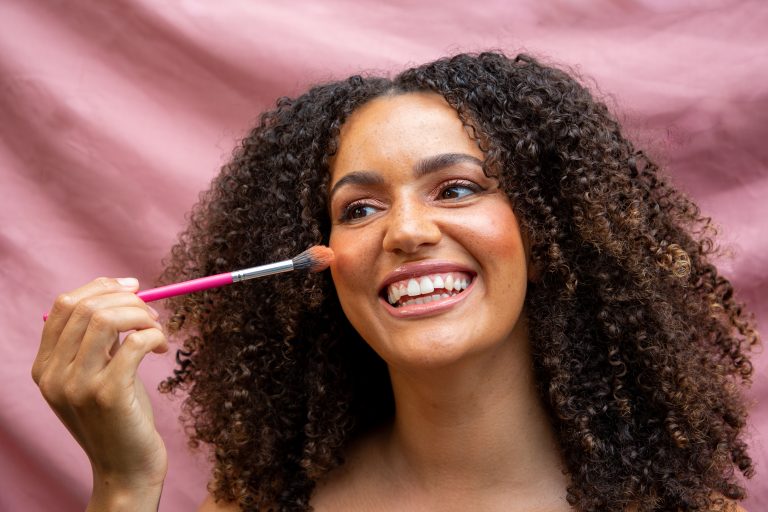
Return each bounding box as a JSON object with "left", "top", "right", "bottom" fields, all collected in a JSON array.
[
  {"left": 328, "top": 152, "right": 484, "bottom": 200},
  {"left": 414, "top": 152, "right": 483, "bottom": 178}
]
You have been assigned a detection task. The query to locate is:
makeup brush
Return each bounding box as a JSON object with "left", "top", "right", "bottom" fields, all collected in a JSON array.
[{"left": 43, "top": 245, "right": 334, "bottom": 320}]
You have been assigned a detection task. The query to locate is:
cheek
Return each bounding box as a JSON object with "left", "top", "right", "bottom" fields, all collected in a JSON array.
[
  {"left": 454, "top": 202, "right": 529, "bottom": 293},
  {"left": 459, "top": 203, "right": 524, "bottom": 259},
  {"left": 328, "top": 228, "right": 377, "bottom": 301}
]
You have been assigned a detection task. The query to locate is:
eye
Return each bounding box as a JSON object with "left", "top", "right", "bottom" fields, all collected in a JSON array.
[
  {"left": 340, "top": 201, "right": 379, "bottom": 222},
  {"left": 438, "top": 180, "right": 482, "bottom": 200}
]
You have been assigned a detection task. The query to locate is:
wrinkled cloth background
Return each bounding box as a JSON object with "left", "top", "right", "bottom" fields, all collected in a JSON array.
[{"left": 1, "top": 1, "right": 766, "bottom": 510}]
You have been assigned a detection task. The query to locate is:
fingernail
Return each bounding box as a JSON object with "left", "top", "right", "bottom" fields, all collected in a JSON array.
[
  {"left": 147, "top": 305, "right": 160, "bottom": 319},
  {"left": 116, "top": 277, "right": 139, "bottom": 288}
]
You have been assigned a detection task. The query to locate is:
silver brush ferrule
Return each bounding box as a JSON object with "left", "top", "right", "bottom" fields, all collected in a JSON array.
[{"left": 231, "top": 260, "right": 294, "bottom": 282}]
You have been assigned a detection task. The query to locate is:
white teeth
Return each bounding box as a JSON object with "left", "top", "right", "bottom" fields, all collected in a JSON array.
[
  {"left": 407, "top": 279, "right": 420, "bottom": 297},
  {"left": 386, "top": 272, "right": 474, "bottom": 306}
]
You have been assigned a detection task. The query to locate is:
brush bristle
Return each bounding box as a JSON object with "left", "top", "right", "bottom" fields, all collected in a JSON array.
[{"left": 292, "top": 245, "right": 335, "bottom": 272}]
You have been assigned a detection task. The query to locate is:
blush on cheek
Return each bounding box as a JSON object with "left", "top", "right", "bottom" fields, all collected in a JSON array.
[
  {"left": 330, "top": 247, "right": 356, "bottom": 284},
  {"left": 329, "top": 235, "right": 373, "bottom": 295},
  {"left": 328, "top": 236, "right": 380, "bottom": 342},
  {"left": 461, "top": 211, "right": 523, "bottom": 256}
]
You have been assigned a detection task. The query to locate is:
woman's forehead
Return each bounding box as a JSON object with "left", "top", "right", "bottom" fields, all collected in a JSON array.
[{"left": 329, "top": 92, "right": 482, "bottom": 181}]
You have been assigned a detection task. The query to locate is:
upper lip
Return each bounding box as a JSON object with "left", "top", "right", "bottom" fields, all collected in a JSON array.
[{"left": 378, "top": 260, "right": 477, "bottom": 293}]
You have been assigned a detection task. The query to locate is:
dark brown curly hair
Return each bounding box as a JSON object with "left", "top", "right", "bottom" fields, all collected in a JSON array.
[{"left": 158, "top": 52, "right": 759, "bottom": 511}]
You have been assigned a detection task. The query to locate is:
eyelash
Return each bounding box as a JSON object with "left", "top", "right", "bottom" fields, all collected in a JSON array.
[
  {"left": 339, "top": 201, "right": 380, "bottom": 222},
  {"left": 437, "top": 179, "right": 484, "bottom": 200},
  {"left": 338, "top": 179, "right": 485, "bottom": 222}
]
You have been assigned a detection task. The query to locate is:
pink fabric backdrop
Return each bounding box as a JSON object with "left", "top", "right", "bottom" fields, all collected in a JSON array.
[{"left": 1, "top": 1, "right": 765, "bottom": 509}]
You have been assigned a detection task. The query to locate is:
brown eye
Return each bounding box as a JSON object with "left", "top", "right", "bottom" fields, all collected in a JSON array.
[
  {"left": 341, "top": 203, "right": 379, "bottom": 221},
  {"left": 350, "top": 206, "right": 370, "bottom": 218},
  {"left": 439, "top": 183, "right": 478, "bottom": 200}
]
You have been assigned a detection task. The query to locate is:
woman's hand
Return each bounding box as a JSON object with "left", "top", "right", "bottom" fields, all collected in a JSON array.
[{"left": 32, "top": 277, "right": 170, "bottom": 511}]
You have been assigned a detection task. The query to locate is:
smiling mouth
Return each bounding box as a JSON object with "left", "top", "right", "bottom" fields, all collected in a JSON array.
[{"left": 381, "top": 272, "right": 475, "bottom": 308}]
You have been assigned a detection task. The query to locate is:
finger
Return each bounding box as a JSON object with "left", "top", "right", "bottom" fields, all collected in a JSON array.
[
  {"left": 66, "top": 307, "right": 163, "bottom": 375},
  {"left": 47, "top": 294, "right": 151, "bottom": 372},
  {"left": 52, "top": 292, "right": 157, "bottom": 368},
  {"left": 106, "top": 328, "right": 169, "bottom": 386},
  {"left": 34, "top": 277, "right": 140, "bottom": 384}
]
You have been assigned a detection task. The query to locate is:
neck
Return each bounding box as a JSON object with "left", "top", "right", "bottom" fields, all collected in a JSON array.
[{"left": 380, "top": 322, "right": 566, "bottom": 495}]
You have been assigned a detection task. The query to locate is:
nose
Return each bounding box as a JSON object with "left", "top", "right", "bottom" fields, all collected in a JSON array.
[{"left": 382, "top": 199, "right": 442, "bottom": 254}]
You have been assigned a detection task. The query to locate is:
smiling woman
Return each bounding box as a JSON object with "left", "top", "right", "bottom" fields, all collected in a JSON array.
[
  {"left": 329, "top": 93, "right": 531, "bottom": 374},
  {"left": 34, "top": 53, "right": 758, "bottom": 512}
]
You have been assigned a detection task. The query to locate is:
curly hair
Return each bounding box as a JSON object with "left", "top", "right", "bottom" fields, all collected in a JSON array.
[{"left": 158, "top": 52, "right": 758, "bottom": 511}]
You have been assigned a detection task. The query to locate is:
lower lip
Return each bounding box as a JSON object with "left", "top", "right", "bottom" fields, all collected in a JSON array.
[{"left": 380, "top": 279, "right": 476, "bottom": 318}]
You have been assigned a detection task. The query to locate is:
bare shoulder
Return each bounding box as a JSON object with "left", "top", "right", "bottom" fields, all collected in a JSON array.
[{"left": 198, "top": 493, "right": 241, "bottom": 512}]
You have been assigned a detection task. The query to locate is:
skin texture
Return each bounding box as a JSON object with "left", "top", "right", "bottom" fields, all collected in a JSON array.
[
  {"left": 328, "top": 92, "right": 530, "bottom": 370},
  {"left": 35, "top": 53, "right": 759, "bottom": 512},
  {"left": 314, "top": 92, "right": 571, "bottom": 511}
]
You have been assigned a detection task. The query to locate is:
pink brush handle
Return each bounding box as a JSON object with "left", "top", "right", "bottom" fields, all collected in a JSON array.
[
  {"left": 136, "top": 272, "right": 233, "bottom": 302},
  {"left": 42, "top": 272, "right": 233, "bottom": 321}
]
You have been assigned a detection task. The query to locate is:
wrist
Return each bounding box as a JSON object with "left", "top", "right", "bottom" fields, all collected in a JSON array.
[{"left": 89, "top": 473, "right": 164, "bottom": 512}]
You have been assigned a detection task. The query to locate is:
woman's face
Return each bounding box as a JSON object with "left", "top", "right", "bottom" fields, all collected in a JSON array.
[{"left": 328, "top": 92, "right": 531, "bottom": 369}]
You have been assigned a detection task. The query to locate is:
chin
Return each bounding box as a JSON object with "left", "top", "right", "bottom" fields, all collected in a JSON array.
[{"left": 378, "top": 328, "right": 499, "bottom": 371}]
